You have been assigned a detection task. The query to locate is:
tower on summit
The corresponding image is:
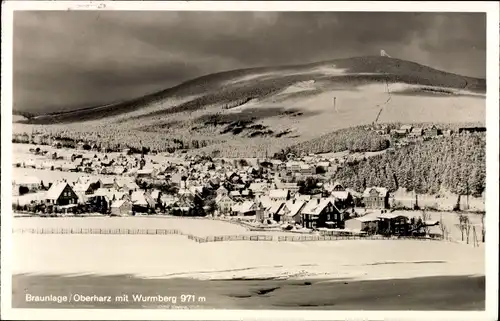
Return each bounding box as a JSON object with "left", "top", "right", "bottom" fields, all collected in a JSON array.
[{"left": 380, "top": 49, "right": 391, "bottom": 58}]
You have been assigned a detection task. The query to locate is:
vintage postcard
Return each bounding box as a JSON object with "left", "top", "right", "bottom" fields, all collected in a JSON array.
[{"left": 1, "top": 1, "right": 499, "bottom": 320}]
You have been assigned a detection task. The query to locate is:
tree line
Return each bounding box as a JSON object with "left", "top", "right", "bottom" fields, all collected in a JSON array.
[
  {"left": 275, "top": 127, "right": 390, "bottom": 158},
  {"left": 334, "top": 133, "right": 485, "bottom": 196}
]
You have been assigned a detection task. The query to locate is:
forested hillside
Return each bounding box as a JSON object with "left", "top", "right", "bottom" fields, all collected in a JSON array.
[
  {"left": 287, "top": 122, "right": 485, "bottom": 156},
  {"left": 334, "top": 133, "right": 486, "bottom": 196},
  {"left": 282, "top": 127, "right": 390, "bottom": 156}
]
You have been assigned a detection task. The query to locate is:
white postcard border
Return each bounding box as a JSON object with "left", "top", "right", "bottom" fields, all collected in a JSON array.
[{"left": 1, "top": 1, "right": 498, "bottom": 321}]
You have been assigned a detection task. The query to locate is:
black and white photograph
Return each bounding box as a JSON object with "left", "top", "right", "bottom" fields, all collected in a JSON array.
[{"left": 1, "top": 1, "right": 499, "bottom": 320}]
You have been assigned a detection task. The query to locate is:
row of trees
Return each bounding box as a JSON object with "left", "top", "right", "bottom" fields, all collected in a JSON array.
[{"left": 334, "top": 133, "right": 486, "bottom": 196}]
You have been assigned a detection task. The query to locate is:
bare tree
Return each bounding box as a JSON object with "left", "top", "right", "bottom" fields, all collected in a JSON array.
[
  {"left": 465, "top": 217, "right": 472, "bottom": 244},
  {"left": 457, "top": 214, "right": 472, "bottom": 244},
  {"left": 439, "top": 213, "right": 447, "bottom": 240},
  {"left": 457, "top": 214, "right": 468, "bottom": 241},
  {"left": 481, "top": 213, "right": 485, "bottom": 243},
  {"left": 421, "top": 209, "right": 431, "bottom": 235},
  {"left": 472, "top": 225, "right": 478, "bottom": 247}
]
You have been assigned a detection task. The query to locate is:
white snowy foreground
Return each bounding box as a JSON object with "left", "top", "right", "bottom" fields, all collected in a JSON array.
[
  {"left": 12, "top": 214, "right": 483, "bottom": 240},
  {"left": 13, "top": 234, "right": 484, "bottom": 281}
]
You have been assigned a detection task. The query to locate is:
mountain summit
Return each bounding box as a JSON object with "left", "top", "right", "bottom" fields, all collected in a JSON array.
[
  {"left": 17, "top": 56, "right": 485, "bottom": 126},
  {"left": 13, "top": 55, "right": 485, "bottom": 157}
]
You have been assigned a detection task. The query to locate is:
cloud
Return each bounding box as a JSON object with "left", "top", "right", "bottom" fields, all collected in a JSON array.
[{"left": 13, "top": 11, "right": 486, "bottom": 114}]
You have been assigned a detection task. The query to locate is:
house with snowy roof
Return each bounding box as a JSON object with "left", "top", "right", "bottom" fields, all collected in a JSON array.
[
  {"left": 363, "top": 187, "right": 390, "bottom": 209},
  {"left": 329, "top": 190, "right": 353, "bottom": 208},
  {"left": 344, "top": 211, "right": 381, "bottom": 233},
  {"left": 263, "top": 201, "right": 285, "bottom": 222},
  {"left": 113, "top": 166, "right": 126, "bottom": 175},
  {"left": 301, "top": 198, "right": 343, "bottom": 229},
  {"left": 45, "top": 182, "right": 78, "bottom": 206},
  {"left": 223, "top": 188, "right": 238, "bottom": 196},
  {"left": 76, "top": 176, "right": 101, "bottom": 186},
  {"left": 115, "top": 179, "right": 139, "bottom": 193},
  {"left": 292, "top": 194, "right": 311, "bottom": 202},
  {"left": 161, "top": 194, "right": 179, "bottom": 209},
  {"left": 248, "top": 182, "right": 270, "bottom": 196},
  {"left": 73, "top": 178, "right": 101, "bottom": 195},
  {"left": 325, "top": 183, "right": 352, "bottom": 208},
  {"left": 275, "top": 182, "right": 300, "bottom": 195},
  {"left": 299, "top": 164, "right": 315, "bottom": 176},
  {"left": 131, "top": 191, "right": 156, "bottom": 213},
  {"left": 400, "top": 124, "right": 413, "bottom": 133},
  {"left": 232, "top": 200, "right": 263, "bottom": 217},
  {"left": 216, "top": 185, "right": 229, "bottom": 197},
  {"left": 257, "top": 195, "right": 274, "bottom": 212},
  {"left": 268, "top": 189, "right": 290, "bottom": 202},
  {"left": 377, "top": 211, "right": 410, "bottom": 235},
  {"left": 325, "top": 181, "right": 345, "bottom": 192},
  {"left": 101, "top": 177, "right": 116, "bottom": 189},
  {"left": 409, "top": 127, "right": 424, "bottom": 138},
  {"left": 136, "top": 167, "right": 158, "bottom": 178},
  {"left": 276, "top": 199, "right": 307, "bottom": 225},
  {"left": 93, "top": 187, "right": 129, "bottom": 202},
  {"left": 110, "top": 199, "right": 133, "bottom": 216},
  {"left": 215, "top": 194, "right": 235, "bottom": 215},
  {"left": 285, "top": 161, "right": 301, "bottom": 172}
]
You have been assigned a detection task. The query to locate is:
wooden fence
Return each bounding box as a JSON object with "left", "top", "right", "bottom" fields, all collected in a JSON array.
[{"left": 12, "top": 227, "right": 443, "bottom": 243}]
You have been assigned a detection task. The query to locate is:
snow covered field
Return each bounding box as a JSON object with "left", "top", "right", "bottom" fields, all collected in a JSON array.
[
  {"left": 12, "top": 211, "right": 485, "bottom": 242},
  {"left": 13, "top": 234, "right": 484, "bottom": 281},
  {"left": 13, "top": 167, "right": 112, "bottom": 186},
  {"left": 12, "top": 216, "right": 484, "bottom": 282},
  {"left": 10, "top": 193, "right": 485, "bottom": 282},
  {"left": 12, "top": 216, "right": 293, "bottom": 237},
  {"left": 12, "top": 143, "right": 183, "bottom": 166}
]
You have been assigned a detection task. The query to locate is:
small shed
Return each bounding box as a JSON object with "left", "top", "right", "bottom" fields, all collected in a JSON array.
[
  {"left": 427, "top": 225, "right": 443, "bottom": 239},
  {"left": 400, "top": 125, "right": 413, "bottom": 133},
  {"left": 345, "top": 215, "right": 380, "bottom": 232}
]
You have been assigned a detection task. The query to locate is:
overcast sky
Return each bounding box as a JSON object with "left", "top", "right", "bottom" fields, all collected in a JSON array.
[{"left": 14, "top": 11, "right": 486, "bottom": 114}]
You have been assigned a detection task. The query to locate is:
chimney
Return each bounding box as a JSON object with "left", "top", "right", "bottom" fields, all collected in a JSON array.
[{"left": 317, "top": 198, "right": 320, "bottom": 204}]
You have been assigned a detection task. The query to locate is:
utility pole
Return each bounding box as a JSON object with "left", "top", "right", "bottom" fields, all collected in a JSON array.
[
  {"left": 472, "top": 226, "right": 477, "bottom": 247},
  {"left": 333, "top": 97, "right": 338, "bottom": 113}
]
